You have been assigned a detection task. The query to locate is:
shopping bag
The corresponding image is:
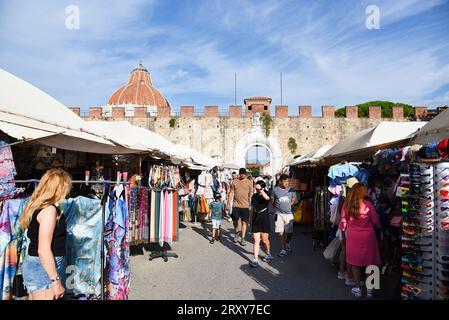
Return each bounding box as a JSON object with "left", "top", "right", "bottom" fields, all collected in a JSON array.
[
  {"left": 293, "top": 201, "right": 304, "bottom": 223},
  {"left": 323, "top": 237, "right": 341, "bottom": 261}
]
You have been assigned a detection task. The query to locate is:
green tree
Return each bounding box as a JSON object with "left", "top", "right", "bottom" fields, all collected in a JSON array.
[
  {"left": 334, "top": 101, "right": 413, "bottom": 118},
  {"left": 169, "top": 118, "right": 176, "bottom": 128}
]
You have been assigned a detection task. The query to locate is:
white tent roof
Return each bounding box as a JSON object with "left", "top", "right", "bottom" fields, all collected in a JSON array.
[
  {"left": 410, "top": 108, "right": 449, "bottom": 145},
  {"left": 87, "top": 121, "right": 188, "bottom": 161},
  {"left": 220, "top": 163, "right": 240, "bottom": 170},
  {"left": 88, "top": 121, "right": 220, "bottom": 169},
  {"left": 320, "top": 121, "right": 427, "bottom": 163},
  {"left": 0, "top": 68, "right": 139, "bottom": 154},
  {"left": 171, "top": 144, "right": 220, "bottom": 169},
  {"left": 290, "top": 144, "right": 334, "bottom": 166}
]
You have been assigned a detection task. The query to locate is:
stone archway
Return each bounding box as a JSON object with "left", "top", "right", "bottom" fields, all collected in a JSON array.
[{"left": 234, "top": 130, "right": 282, "bottom": 177}]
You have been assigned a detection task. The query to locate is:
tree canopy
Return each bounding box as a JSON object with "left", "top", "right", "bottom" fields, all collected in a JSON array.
[{"left": 335, "top": 101, "right": 414, "bottom": 118}]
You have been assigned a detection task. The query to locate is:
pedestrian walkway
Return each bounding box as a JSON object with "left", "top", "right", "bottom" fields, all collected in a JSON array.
[{"left": 129, "top": 220, "right": 392, "bottom": 300}]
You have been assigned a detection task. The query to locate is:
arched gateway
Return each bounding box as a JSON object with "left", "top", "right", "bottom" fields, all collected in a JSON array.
[{"left": 233, "top": 113, "right": 282, "bottom": 177}]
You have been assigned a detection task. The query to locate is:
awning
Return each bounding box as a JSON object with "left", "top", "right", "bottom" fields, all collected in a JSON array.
[
  {"left": 87, "top": 121, "right": 187, "bottom": 159},
  {"left": 289, "top": 145, "right": 334, "bottom": 166},
  {"left": 317, "top": 121, "right": 427, "bottom": 165},
  {"left": 0, "top": 68, "right": 141, "bottom": 154},
  {"left": 0, "top": 111, "right": 139, "bottom": 154},
  {"left": 410, "top": 108, "right": 449, "bottom": 145},
  {"left": 171, "top": 144, "right": 220, "bottom": 169},
  {"left": 220, "top": 163, "right": 240, "bottom": 170}
]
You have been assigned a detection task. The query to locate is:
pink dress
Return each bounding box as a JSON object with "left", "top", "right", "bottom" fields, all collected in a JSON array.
[{"left": 340, "top": 200, "right": 381, "bottom": 267}]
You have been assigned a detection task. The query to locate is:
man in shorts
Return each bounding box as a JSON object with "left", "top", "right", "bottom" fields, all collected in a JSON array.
[
  {"left": 272, "top": 174, "right": 296, "bottom": 257},
  {"left": 229, "top": 168, "right": 253, "bottom": 246}
]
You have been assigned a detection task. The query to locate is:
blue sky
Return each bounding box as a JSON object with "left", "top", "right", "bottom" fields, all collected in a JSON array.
[{"left": 1, "top": 0, "right": 449, "bottom": 115}]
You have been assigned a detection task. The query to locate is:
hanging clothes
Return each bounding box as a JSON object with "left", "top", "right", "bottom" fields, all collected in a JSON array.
[
  {"left": 64, "top": 196, "right": 107, "bottom": 297},
  {"left": 0, "top": 141, "right": 17, "bottom": 198},
  {"left": 0, "top": 199, "right": 24, "bottom": 300},
  {"left": 150, "top": 190, "right": 156, "bottom": 243},
  {"left": 105, "top": 186, "right": 130, "bottom": 300},
  {"left": 139, "top": 187, "right": 149, "bottom": 242}
]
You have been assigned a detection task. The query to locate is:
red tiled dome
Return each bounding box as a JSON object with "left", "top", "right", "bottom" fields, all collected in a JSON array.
[{"left": 107, "top": 63, "right": 170, "bottom": 108}]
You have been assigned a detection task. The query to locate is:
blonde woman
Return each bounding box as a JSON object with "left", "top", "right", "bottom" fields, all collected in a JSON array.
[{"left": 19, "top": 168, "right": 71, "bottom": 300}]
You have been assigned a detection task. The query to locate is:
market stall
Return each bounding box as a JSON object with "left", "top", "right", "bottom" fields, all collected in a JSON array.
[{"left": 0, "top": 69, "right": 207, "bottom": 300}]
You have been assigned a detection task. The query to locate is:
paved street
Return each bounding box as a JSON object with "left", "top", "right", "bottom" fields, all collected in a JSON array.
[{"left": 129, "top": 219, "right": 393, "bottom": 300}]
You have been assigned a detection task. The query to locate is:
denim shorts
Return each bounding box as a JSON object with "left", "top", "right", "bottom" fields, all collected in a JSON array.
[{"left": 22, "top": 255, "right": 66, "bottom": 294}]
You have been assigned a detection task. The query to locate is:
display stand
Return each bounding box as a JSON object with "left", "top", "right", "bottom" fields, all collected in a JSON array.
[
  {"left": 146, "top": 187, "right": 180, "bottom": 262},
  {"left": 149, "top": 248, "right": 179, "bottom": 262}
]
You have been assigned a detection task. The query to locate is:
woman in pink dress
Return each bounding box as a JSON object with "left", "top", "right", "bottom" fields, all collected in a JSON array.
[{"left": 340, "top": 183, "right": 381, "bottom": 298}]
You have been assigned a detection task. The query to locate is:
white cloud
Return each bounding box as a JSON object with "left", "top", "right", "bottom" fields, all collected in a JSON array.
[{"left": 0, "top": 0, "right": 448, "bottom": 113}]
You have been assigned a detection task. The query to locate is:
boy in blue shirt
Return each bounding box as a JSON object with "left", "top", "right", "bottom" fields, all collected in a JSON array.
[{"left": 210, "top": 192, "right": 225, "bottom": 244}]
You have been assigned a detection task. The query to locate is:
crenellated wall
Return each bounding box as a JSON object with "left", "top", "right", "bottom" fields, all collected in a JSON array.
[
  {"left": 73, "top": 104, "right": 429, "bottom": 120},
  {"left": 71, "top": 103, "right": 440, "bottom": 170}
]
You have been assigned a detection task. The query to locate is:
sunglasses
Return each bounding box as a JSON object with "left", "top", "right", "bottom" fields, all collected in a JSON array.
[
  {"left": 402, "top": 276, "right": 432, "bottom": 286},
  {"left": 402, "top": 234, "right": 433, "bottom": 242},
  {"left": 410, "top": 164, "right": 432, "bottom": 170},
  {"left": 439, "top": 180, "right": 449, "bottom": 187},
  {"left": 402, "top": 255, "right": 432, "bottom": 264},
  {"left": 408, "top": 195, "right": 433, "bottom": 201},
  {"left": 402, "top": 283, "right": 422, "bottom": 296},
  {"left": 439, "top": 189, "right": 449, "bottom": 197},
  {"left": 403, "top": 226, "right": 434, "bottom": 235}
]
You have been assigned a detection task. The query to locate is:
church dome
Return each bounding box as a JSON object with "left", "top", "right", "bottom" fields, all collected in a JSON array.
[{"left": 107, "top": 63, "right": 170, "bottom": 108}]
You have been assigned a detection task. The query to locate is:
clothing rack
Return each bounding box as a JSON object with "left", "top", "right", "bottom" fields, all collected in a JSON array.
[
  {"left": 6, "top": 178, "right": 181, "bottom": 294},
  {"left": 6, "top": 178, "right": 130, "bottom": 300},
  {"left": 141, "top": 186, "right": 179, "bottom": 262}
]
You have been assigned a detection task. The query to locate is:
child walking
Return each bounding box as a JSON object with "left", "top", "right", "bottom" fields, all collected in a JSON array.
[{"left": 210, "top": 192, "right": 225, "bottom": 244}]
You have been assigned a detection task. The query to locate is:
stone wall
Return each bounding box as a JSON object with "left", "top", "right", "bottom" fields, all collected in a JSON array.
[{"left": 72, "top": 104, "right": 436, "bottom": 169}]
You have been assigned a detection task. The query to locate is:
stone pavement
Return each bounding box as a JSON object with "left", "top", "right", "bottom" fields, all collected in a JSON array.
[{"left": 129, "top": 220, "right": 399, "bottom": 300}]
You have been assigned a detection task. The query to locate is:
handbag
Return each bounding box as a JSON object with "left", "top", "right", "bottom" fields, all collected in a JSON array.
[
  {"left": 12, "top": 245, "right": 28, "bottom": 298},
  {"left": 323, "top": 237, "right": 341, "bottom": 261}
]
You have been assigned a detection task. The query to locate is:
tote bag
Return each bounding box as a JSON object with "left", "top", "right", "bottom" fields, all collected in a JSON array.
[{"left": 323, "top": 237, "right": 341, "bottom": 261}]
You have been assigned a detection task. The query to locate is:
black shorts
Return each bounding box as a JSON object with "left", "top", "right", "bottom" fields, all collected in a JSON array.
[
  {"left": 231, "top": 207, "right": 250, "bottom": 223},
  {"left": 252, "top": 213, "right": 271, "bottom": 233}
]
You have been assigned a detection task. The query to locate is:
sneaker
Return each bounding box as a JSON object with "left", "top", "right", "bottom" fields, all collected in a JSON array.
[
  {"left": 345, "top": 277, "right": 356, "bottom": 286},
  {"left": 285, "top": 242, "right": 292, "bottom": 252},
  {"left": 367, "top": 289, "right": 374, "bottom": 299},
  {"left": 241, "top": 238, "right": 246, "bottom": 246},
  {"left": 216, "top": 236, "right": 221, "bottom": 242},
  {"left": 338, "top": 272, "right": 347, "bottom": 280},
  {"left": 277, "top": 249, "right": 287, "bottom": 257},
  {"left": 233, "top": 232, "right": 239, "bottom": 243},
  {"left": 250, "top": 259, "right": 260, "bottom": 268},
  {"left": 351, "top": 287, "right": 363, "bottom": 298},
  {"left": 209, "top": 239, "right": 215, "bottom": 244},
  {"left": 262, "top": 254, "right": 273, "bottom": 262}
]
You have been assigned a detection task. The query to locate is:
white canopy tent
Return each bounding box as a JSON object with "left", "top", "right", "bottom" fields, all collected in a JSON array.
[
  {"left": 410, "top": 108, "right": 449, "bottom": 145},
  {"left": 0, "top": 68, "right": 138, "bottom": 154},
  {"left": 318, "top": 121, "right": 427, "bottom": 165},
  {"left": 289, "top": 144, "right": 334, "bottom": 166},
  {"left": 87, "top": 121, "right": 220, "bottom": 169},
  {"left": 171, "top": 144, "right": 221, "bottom": 170},
  {"left": 220, "top": 163, "right": 240, "bottom": 170},
  {"left": 87, "top": 121, "right": 189, "bottom": 162}
]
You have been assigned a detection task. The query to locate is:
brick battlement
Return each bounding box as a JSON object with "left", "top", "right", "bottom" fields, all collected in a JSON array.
[{"left": 71, "top": 105, "right": 439, "bottom": 120}]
